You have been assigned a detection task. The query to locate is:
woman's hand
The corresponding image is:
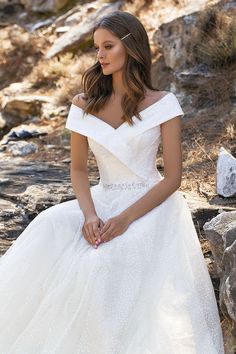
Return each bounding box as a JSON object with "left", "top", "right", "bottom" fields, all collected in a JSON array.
[
  {"left": 82, "top": 214, "right": 105, "bottom": 248},
  {"left": 99, "top": 213, "right": 131, "bottom": 244}
]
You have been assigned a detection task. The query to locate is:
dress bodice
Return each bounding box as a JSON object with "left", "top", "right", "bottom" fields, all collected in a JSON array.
[
  {"left": 65, "top": 92, "right": 184, "bottom": 189},
  {"left": 87, "top": 129, "right": 162, "bottom": 187}
]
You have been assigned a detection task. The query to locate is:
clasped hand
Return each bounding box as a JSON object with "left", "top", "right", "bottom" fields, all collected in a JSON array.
[{"left": 82, "top": 213, "right": 130, "bottom": 248}]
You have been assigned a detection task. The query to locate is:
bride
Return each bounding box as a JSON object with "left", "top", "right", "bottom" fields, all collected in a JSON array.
[{"left": 0, "top": 10, "right": 225, "bottom": 354}]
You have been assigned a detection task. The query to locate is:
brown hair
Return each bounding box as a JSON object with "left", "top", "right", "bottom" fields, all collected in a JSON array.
[{"left": 81, "top": 10, "right": 160, "bottom": 126}]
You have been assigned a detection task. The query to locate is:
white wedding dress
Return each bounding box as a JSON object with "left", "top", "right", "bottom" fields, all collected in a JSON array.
[{"left": 0, "top": 92, "right": 225, "bottom": 354}]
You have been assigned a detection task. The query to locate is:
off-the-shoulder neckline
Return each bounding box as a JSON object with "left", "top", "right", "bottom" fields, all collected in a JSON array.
[{"left": 70, "top": 91, "right": 172, "bottom": 131}]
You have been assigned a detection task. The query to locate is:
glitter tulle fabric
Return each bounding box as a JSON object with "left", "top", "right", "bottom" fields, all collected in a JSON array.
[{"left": 0, "top": 92, "right": 225, "bottom": 353}]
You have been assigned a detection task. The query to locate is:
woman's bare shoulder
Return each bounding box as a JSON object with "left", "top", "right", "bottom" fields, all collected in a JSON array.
[
  {"left": 139, "top": 89, "right": 169, "bottom": 109},
  {"left": 150, "top": 89, "right": 170, "bottom": 100},
  {"left": 72, "top": 93, "right": 87, "bottom": 109}
]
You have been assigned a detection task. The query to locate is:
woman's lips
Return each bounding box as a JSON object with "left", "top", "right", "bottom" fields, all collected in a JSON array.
[{"left": 101, "top": 63, "right": 110, "bottom": 68}]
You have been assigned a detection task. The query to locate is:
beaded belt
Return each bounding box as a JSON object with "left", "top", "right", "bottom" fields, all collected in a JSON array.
[{"left": 99, "top": 181, "right": 151, "bottom": 191}]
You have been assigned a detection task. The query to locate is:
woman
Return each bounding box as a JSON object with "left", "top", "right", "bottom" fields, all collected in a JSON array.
[{"left": 0, "top": 10, "right": 225, "bottom": 354}]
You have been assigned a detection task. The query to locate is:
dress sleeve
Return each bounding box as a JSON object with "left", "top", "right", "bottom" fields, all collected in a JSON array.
[
  {"left": 170, "top": 93, "right": 184, "bottom": 117},
  {"left": 65, "top": 103, "right": 88, "bottom": 135},
  {"left": 158, "top": 92, "right": 184, "bottom": 125},
  {"left": 128, "top": 92, "right": 185, "bottom": 138}
]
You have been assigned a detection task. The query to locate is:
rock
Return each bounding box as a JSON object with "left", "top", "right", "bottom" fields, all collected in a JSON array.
[
  {"left": 20, "top": 0, "right": 70, "bottom": 13},
  {"left": 26, "top": 18, "right": 55, "bottom": 32},
  {"left": 0, "top": 198, "right": 18, "bottom": 215},
  {"left": 203, "top": 210, "right": 236, "bottom": 352},
  {"left": 152, "top": 0, "right": 236, "bottom": 116},
  {"left": 0, "top": 159, "right": 74, "bottom": 234},
  {"left": 0, "top": 95, "right": 55, "bottom": 137},
  {"left": 0, "top": 198, "right": 27, "bottom": 253},
  {"left": 46, "top": 1, "right": 122, "bottom": 59},
  {"left": 175, "top": 64, "right": 217, "bottom": 92},
  {"left": 222, "top": 235, "right": 236, "bottom": 317},
  {"left": 181, "top": 190, "right": 236, "bottom": 234},
  {"left": 0, "top": 1, "right": 24, "bottom": 21},
  {"left": 154, "top": 14, "right": 190, "bottom": 71},
  {"left": 217, "top": 147, "right": 236, "bottom": 198},
  {"left": 153, "top": 0, "right": 236, "bottom": 72},
  {"left": 0, "top": 0, "right": 22, "bottom": 5},
  {"left": 203, "top": 210, "right": 236, "bottom": 277},
  {"left": 18, "top": 184, "right": 71, "bottom": 214},
  {"left": 0, "top": 157, "right": 74, "bottom": 255},
  {"left": 0, "top": 113, "right": 6, "bottom": 129},
  {"left": 40, "top": 102, "right": 68, "bottom": 120},
  {"left": 2, "top": 95, "right": 54, "bottom": 120},
  {"left": 7, "top": 140, "right": 38, "bottom": 156},
  {"left": 0, "top": 123, "right": 51, "bottom": 145},
  {"left": 0, "top": 86, "right": 64, "bottom": 128},
  {"left": 53, "top": 2, "right": 83, "bottom": 27},
  {"left": 2, "top": 81, "right": 33, "bottom": 95}
]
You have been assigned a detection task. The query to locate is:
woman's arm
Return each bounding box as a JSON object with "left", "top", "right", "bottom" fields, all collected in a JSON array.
[
  {"left": 70, "top": 95, "right": 97, "bottom": 218},
  {"left": 70, "top": 131, "right": 97, "bottom": 218},
  {"left": 119, "top": 115, "right": 183, "bottom": 223},
  {"left": 70, "top": 95, "right": 102, "bottom": 248}
]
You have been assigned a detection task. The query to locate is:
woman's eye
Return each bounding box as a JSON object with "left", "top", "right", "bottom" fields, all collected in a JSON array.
[{"left": 93, "top": 46, "right": 112, "bottom": 51}]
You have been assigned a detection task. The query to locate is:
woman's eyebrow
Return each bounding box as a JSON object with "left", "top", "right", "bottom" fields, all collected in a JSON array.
[{"left": 94, "top": 40, "right": 115, "bottom": 45}]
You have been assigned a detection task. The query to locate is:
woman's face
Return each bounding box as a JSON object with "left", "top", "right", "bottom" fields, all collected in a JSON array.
[{"left": 93, "top": 28, "right": 127, "bottom": 75}]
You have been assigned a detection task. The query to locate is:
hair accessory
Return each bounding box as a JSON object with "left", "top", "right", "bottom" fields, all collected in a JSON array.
[{"left": 121, "top": 33, "right": 131, "bottom": 40}]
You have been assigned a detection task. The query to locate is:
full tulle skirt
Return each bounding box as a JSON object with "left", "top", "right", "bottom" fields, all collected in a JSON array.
[{"left": 0, "top": 184, "right": 225, "bottom": 354}]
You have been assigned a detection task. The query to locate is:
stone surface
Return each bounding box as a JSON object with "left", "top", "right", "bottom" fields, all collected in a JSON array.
[
  {"left": 0, "top": 123, "right": 51, "bottom": 146},
  {"left": 20, "top": 0, "right": 70, "bottom": 13},
  {"left": 153, "top": 0, "right": 236, "bottom": 72},
  {"left": 7, "top": 140, "right": 38, "bottom": 156},
  {"left": 203, "top": 210, "right": 236, "bottom": 276},
  {"left": 0, "top": 158, "right": 74, "bottom": 254},
  {"left": 2, "top": 95, "right": 54, "bottom": 119},
  {"left": 46, "top": 1, "right": 122, "bottom": 58},
  {"left": 217, "top": 147, "right": 236, "bottom": 198},
  {"left": 203, "top": 210, "right": 236, "bottom": 353}
]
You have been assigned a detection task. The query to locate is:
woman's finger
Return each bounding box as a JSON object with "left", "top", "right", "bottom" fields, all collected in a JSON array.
[
  {"left": 99, "top": 220, "right": 104, "bottom": 231},
  {"left": 92, "top": 223, "right": 101, "bottom": 244},
  {"left": 87, "top": 224, "right": 96, "bottom": 246},
  {"left": 100, "top": 221, "right": 110, "bottom": 235},
  {"left": 82, "top": 226, "right": 90, "bottom": 244},
  {"left": 101, "top": 225, "right": 113, "bottom": 242}
]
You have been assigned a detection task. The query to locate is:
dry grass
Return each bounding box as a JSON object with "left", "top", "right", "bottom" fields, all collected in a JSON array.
[
  {"left": 55, "top": 52, "right": 96, "bottom": 105},
  {"left": 191, "top": 8, "right": 236, "bottom": 69},
  {"left": 224, "top": 122, "right": 235, "bottom": 140},
  {"left": 181, "top": 115, "right": 235, "bottom": 197},
  {"left": 25, "top": 50, "right": 96, "bottom": 104},
  {"left": 156, "top": 103, "right": 236, "bottom": 199},
  {"left": 0, "top": 25, "right": 38, "bottom": 88},
  {"left": 28, "top": 52, "right": 76, "bottom": 89}
]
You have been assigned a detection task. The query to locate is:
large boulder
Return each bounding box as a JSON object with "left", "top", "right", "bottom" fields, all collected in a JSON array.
[
  {"left": 217, "top": 147, "right": 236, "bottom": 198},
  {"left": 153, "top": 0, "right": 236, "bottom": 72},
  {"left": 203, "top": 211, "right": 236, "bottom": 353},
  {"left": 0, "top": 95, "right": 55, "bottom": 134},
  {"left": 46, "top": 1, "right": 122, "bottom": 59},
  {"left": 2, "top": 95, "right": 54, "bottom": 119},
  {"left": 20, "top": 0, "right": 70, "bottom": 13}
]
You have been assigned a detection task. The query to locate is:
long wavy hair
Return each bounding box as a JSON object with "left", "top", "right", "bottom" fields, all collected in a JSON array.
[{"left": 81, "top": 10, "right": 160, "bottom": 126}]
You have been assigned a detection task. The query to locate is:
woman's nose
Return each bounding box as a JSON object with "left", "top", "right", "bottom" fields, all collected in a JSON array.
[{"left": 97, "top": 49, "right": 105, "bottom": 59}]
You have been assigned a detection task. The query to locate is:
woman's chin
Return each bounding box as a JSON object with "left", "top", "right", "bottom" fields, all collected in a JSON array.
[{"left": 102, "top": 70, "right": 113, "bottom": 76}]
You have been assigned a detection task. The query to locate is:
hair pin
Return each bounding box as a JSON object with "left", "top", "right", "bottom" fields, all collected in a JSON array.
[{"left": 121, "top": 33, "right": 131, "bottom": 40}]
